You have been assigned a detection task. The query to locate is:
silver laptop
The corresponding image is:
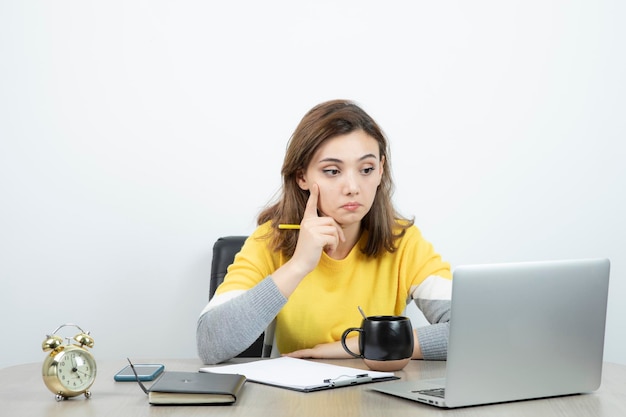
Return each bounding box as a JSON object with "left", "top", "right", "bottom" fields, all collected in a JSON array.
[{"left": 373, "top": 258, "right": 610, "bottom": 408}]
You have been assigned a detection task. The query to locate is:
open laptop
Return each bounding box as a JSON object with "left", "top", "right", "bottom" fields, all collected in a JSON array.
[{"left": 373, "top": 258, "right": 611, "bottom": 408}]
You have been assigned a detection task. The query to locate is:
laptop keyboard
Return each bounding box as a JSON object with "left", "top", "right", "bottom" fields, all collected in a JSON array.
[{"left": 413, "top": 388, "right": 445, "bottom": 398}]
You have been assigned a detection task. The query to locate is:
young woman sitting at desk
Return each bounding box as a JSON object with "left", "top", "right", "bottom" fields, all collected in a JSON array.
[{"left": 197, "top": 99, "right": 452, "bottom": 364}]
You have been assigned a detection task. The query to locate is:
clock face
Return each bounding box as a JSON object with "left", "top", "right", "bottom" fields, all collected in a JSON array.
[{"left": 56, "top": 349, "right": 97, "bottom": 392}]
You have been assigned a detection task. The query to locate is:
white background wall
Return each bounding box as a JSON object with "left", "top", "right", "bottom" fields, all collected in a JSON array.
[{"left": 1, "top": 1, "right": 624, "bottom": 370}]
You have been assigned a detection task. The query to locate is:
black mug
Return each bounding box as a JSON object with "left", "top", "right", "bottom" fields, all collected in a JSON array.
[{"left": 341, "top": 315, "right": 414, "bottom": 371}]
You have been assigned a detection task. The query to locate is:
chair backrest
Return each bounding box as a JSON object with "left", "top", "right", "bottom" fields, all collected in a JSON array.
[
  {"left": 209, "top": 236, "right": 263, "bottom": 357},
  {"left": 210, "top": 236, "right": 248, "bottom": 300}
]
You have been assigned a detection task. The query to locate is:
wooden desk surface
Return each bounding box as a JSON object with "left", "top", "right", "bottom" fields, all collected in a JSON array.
[{"left": 2, "top": 358, "right": 625, "bottom": 417}]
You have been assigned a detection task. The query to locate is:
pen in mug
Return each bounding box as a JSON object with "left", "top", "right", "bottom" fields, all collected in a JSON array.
[{"left": 278, "top": 224, "right": 300, "bottom": 230}]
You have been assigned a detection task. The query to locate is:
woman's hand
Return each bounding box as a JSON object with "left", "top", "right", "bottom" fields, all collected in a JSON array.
[
  {"left": 283, "top": 338, "right": 357, "bottom": 359},
  {"left": 271, "top": 183, "right": 345, "bottom": 297},
  {"left": 293, "top": 183, "right": 345, "bottom": 271},
  {"left": 285, "top": 330, "right": 424, "bottom": 360}
]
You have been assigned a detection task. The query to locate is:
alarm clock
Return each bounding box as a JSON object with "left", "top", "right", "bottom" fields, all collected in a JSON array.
[{"left": 41, "top": 323, "right": 97, "bottom": 401}]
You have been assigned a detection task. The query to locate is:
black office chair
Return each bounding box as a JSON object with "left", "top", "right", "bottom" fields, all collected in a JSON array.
[{"left": 210, "top": 236, "right": 264, "bottom": 357}]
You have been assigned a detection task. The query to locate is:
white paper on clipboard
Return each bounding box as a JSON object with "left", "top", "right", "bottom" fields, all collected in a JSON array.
[{"left": 200, "top": 357, "right": 398, "bottom": 392}]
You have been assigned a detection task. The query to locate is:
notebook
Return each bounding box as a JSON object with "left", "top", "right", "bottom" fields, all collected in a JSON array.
[
  {"left": 146, "top": 371, "right": 246, "bottom": 405},
  {"left": 373, "top": 258, "right": 611, "bottom": 408},
  {"left": 201, "top": 357, "right": 398, "bottom": 392}
]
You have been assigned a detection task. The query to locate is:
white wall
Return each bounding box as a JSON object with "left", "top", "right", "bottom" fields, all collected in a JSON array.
[{"left": 1, "top": 1, "right": 624, "bottom": 369}]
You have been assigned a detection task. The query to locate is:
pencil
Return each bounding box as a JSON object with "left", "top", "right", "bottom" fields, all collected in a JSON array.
[{"left": 278, "top": 224, "right": 301, "bottom": 230}]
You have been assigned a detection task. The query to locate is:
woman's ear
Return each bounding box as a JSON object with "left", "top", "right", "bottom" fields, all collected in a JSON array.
[
  {"left": 296, "top": 170, "right": 309, "bottom": 190},
  {"left": 377, "top": 155, "right": 385, "bottom": 185}
]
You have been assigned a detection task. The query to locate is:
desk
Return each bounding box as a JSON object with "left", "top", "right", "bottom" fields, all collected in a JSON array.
[{"left": 2, "top": 359, "right": 625, "bottom": 417}]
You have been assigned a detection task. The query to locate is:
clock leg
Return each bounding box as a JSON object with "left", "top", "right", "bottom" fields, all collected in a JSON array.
[
  {"left": 55, "top": 394, "right": 65, "bottom": 402},
  {"left": 84, "top": 391, "right": 92, "bottom": 399}
]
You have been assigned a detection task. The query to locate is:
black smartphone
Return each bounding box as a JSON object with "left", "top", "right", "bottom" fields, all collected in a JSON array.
[{"left": 113, "top": 363, "right": 165, "bottom": 381}]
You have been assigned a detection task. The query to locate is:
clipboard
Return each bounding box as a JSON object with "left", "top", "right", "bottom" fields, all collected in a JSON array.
[{"left": 200, "top": 357, "right": 399, "bottom": 392}]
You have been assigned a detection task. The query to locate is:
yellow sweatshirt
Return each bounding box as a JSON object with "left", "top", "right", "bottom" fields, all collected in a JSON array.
[{"left": 215, "top": 221, "right": 451, "bottom": 354}]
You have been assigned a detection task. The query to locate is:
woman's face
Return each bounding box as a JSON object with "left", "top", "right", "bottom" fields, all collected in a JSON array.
[{"left": 297, "top": 129, "right": 384, "bottom": 229}]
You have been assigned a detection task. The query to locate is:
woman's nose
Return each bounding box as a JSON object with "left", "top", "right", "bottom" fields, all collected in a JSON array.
[{"left": 343, "top": 172, "right": 360, "bottom": 195}]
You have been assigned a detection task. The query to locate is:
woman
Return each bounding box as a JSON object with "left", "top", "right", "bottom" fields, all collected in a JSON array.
[{"left": 197, "top": 99, "right": 451, "bottom": 364}]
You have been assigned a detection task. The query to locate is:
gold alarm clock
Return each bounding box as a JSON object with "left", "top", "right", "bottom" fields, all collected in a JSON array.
[{"left": 41, "top": 323, "right": 97, "bottom": 401}]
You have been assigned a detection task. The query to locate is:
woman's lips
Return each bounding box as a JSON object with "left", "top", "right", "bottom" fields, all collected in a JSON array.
[{"left": 341, "top": 202, "right": 361, "bottom": 211}]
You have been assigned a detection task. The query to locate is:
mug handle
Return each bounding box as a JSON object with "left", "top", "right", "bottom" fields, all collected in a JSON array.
[{"left": 341, "top": 328, "right": 363, "bottom": 358}]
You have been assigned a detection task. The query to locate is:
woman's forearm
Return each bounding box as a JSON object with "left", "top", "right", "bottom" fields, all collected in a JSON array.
[{"left": 196, "top": 277, "right": 286, "bottom": 364}]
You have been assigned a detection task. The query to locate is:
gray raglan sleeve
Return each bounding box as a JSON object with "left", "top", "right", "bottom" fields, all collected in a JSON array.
[
  {"left": 412, "top": 278, "right": 452, "bottom": 360},
  {"left": 196, "top": 276, "right": 287, "bottom": 364},
  {"left": 414, "top": 298, "right": 451, "bottom": 360}
]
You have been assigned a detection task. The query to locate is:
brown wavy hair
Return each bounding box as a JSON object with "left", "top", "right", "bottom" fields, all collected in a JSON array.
[{"left": 257, "top": 99, "right": 413, "bottom": 257}]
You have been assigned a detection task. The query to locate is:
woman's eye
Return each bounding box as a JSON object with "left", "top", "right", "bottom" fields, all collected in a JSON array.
[
  {"left": 323, "top": 169, "right": 340, "bottom": 176},
  {"left": 362, "top": 167, "right": 375, "bottom": 175}
]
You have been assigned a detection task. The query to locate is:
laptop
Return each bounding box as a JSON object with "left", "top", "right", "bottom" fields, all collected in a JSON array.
[{"left": 373, "top": 258, "right": 611, "bottom": 408}]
